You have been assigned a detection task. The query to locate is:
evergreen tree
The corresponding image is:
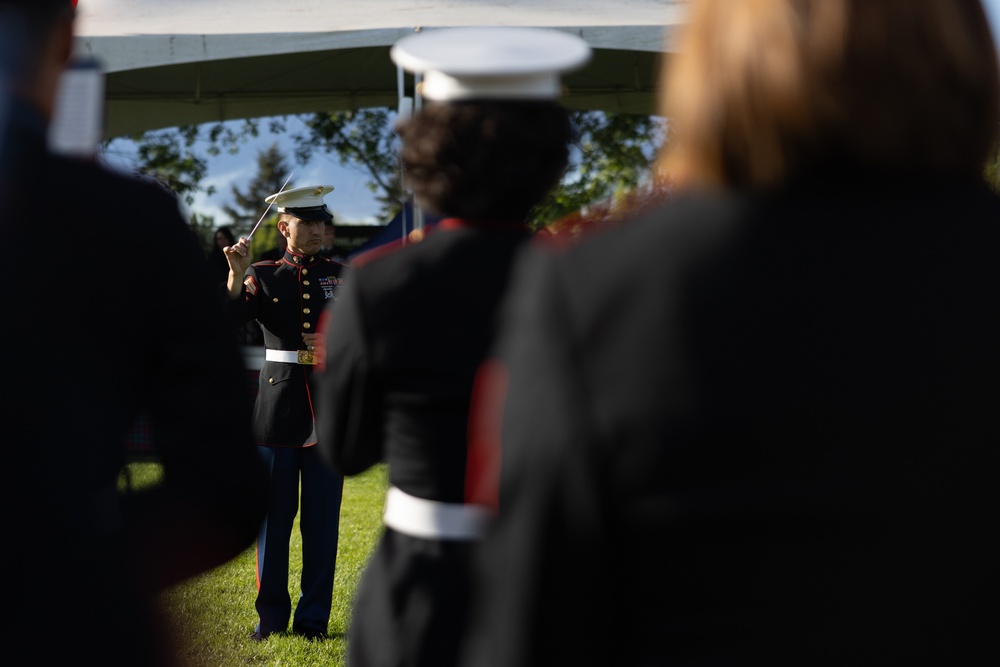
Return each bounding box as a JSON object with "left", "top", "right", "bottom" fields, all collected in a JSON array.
[
  {"left": 293, "top": 109, "right": 404, "bottom": 221},
  {"left": 188, "top": 211, "right": 217, "bottom": 254},
  {"left": 222, "top": 142, "right": 293, "bottom": 238}
]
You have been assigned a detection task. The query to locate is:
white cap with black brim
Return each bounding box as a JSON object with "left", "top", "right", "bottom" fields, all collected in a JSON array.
[
  {"left": 265, "top": 184, "right": 335, "bottom": 222},
  {"left": 390, "top": 27, "right": 592, "bottom": 102}
]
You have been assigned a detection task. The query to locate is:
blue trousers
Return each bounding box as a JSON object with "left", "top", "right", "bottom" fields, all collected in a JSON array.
[{"left": 255, "top": 445, "right": 344, "bottom": 636}]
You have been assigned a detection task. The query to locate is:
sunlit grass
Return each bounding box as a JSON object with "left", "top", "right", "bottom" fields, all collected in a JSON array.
[{"left": 125, "top": 461, "right": 386, "bottom": 666}]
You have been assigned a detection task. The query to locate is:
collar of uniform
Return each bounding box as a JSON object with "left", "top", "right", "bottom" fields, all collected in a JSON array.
[
  {"left": 282, "top": 248, "right": 321, "bottom": 266},
  {"left": 438, "top": 218, "right": 529, "bottom": 232}
]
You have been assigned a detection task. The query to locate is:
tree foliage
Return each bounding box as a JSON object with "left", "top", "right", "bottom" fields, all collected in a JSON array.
[
  {"left": 290, "top": 109, "right": 405, "bottom": 220},
  {"left": 284, "top": 107, "right": 664, "bottom": 229},
  {"left": 187, "top": 212, "right": 217, "bottom": 255},
  {"left": 218, "top": 142, "right": 293, "bottom": 260},
  {"left": 221, "top": 143, "right": 292, "bottom": 234},
  {"left": 118, "top": 110, "right": 996, "bottom": 248},
  {"left": 120, "top": 108, "right": 665, "bottom": 232},
  {"left": 124, "top": 125, "right": 209, "bottom": 207},
  {"left": 103, "top": 118, "right": 280, "bottom": 205},
  {"left": 530, "top": 111, "right": 666, "bottom": 229}
]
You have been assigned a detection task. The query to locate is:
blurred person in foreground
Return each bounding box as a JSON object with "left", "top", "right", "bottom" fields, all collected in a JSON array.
[
  {"left": 0, "top": 1, "right": 268, "bottom": 665},
  {"left": 460, "top": 1, "right": 1000, "bottom": 666},
  {"left": 311, "top": 27, "right": 588, "bottom": 667},
  {"left": 223, "top": 185, "right": 347, "bottom": 641}
]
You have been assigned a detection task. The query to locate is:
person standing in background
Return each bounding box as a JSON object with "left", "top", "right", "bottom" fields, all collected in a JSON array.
[
  {"left": 311, "top": 27, "right": 589, "bottom": 667},
  {"left": 460, "top": 1, "right": 1000, "bottom": 666},
  {"left": 258, "top": 228, "right": 287, "bottom": 261},
  {"left": 223, "top": 185, "right": 347, "bottom": 642},
  {"left": 2, "top": 1, "right": 268, "bottom": 664},
  {"left": 208, "top": 225, "right": 237, "bottom": 287},
  {"left": 318, "top": 219, "right": 343, "bottom": 261},
  {"left": 211, "top": 225, "right": 265, "bottom": 346}
]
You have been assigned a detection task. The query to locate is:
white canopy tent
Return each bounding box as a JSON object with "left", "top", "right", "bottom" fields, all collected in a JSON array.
[{"left": 72, "top": 0, "right": 687, "bottom": 138}]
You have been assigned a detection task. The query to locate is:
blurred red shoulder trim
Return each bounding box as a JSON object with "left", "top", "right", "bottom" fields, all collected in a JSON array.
[{"left": 465, "top": 359, "right": 509, "bottom": 510}]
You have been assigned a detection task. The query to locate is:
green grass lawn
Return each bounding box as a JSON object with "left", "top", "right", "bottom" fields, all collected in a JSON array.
[{"left": 125, "top": 461, "right": 387, "bottom": 667}]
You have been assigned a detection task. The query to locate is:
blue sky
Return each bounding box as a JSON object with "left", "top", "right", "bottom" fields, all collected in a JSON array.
[
  {"left": 103, "top": 1, "right": 1000, "bottom": 228},
  {"left": 988, "top": 0, "right": 1000, "bottom": 33}
]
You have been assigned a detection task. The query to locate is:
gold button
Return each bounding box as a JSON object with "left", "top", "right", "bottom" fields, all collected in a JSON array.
[
  {"left": 303, "top": 280, "right": 311, "bottom": 286},
  {"left": 303, "top": 308, "right": 311, "bottom": 314},
  {"left": 273, "top": 297, "right": 279, "bottom": 303},
  {"left": 303, "top": 322, "right": 312, "bottom": 329},
  {"left": 302, "top": 269, "right": 308, "bottom": 275},
  {"left": 268, "top": 377, "right": 275, "bottom": 384},
  {"left": 303, "top": 293, "right": 311, "bottom": 299}
]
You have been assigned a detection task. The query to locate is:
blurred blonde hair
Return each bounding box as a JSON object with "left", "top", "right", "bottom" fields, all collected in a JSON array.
[{"left": 657, "top": 0, "right": 1000, "bottom": 189}]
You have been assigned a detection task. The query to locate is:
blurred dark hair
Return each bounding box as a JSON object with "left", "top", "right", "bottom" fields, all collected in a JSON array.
[
  {"left": 216, "top": 226, "right": 237, "bottom": 245},
  {"left": 658, "top": 0, "right": 1000, "bottom": 189},
  {"left": 0, "top": 0, "right": 75, "bottom": 82},
  {"left": 397, "top": 100, "right": 574, "bottom": 221}
]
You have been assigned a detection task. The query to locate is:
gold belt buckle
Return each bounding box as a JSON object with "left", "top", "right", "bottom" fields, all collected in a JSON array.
[{"left": 297, "top": 349, "right": 317, "bottom": 365}]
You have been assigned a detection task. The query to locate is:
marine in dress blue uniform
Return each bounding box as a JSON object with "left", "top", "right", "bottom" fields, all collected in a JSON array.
[
  {"left": 312, "top": 28, "right": 589, "bottom": 667},
  {"left": 224, "top": 185, "right": 347, "bottom": 640}
]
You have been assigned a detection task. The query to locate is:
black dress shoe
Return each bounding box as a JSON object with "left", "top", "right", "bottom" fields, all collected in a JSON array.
[
  {"left": 293, "top": 626, "right": 328, "bottom": 641},
  {"left": 249, "top": 630, "right": 272, "bottom": 642}
]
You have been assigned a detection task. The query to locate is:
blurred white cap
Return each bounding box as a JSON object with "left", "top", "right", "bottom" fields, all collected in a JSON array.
[{"left": 390, "top": 27, "right": 592, "bottom": 101}]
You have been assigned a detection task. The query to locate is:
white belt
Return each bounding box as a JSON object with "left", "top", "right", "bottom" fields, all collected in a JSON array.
[
  {"left": 383, "top": 486, "right": 491, "bottom": 540},
  {"left": 265, "top": 349, "right": 317, "bottom": 365}
]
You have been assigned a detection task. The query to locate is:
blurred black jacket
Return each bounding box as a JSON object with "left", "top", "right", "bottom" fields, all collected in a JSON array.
[
  {"left": 464, "top": 176, "right": 1000, "bottom": 667},
  {"left": 2, "top": 96, "right": 267, "bottom": 666}
]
